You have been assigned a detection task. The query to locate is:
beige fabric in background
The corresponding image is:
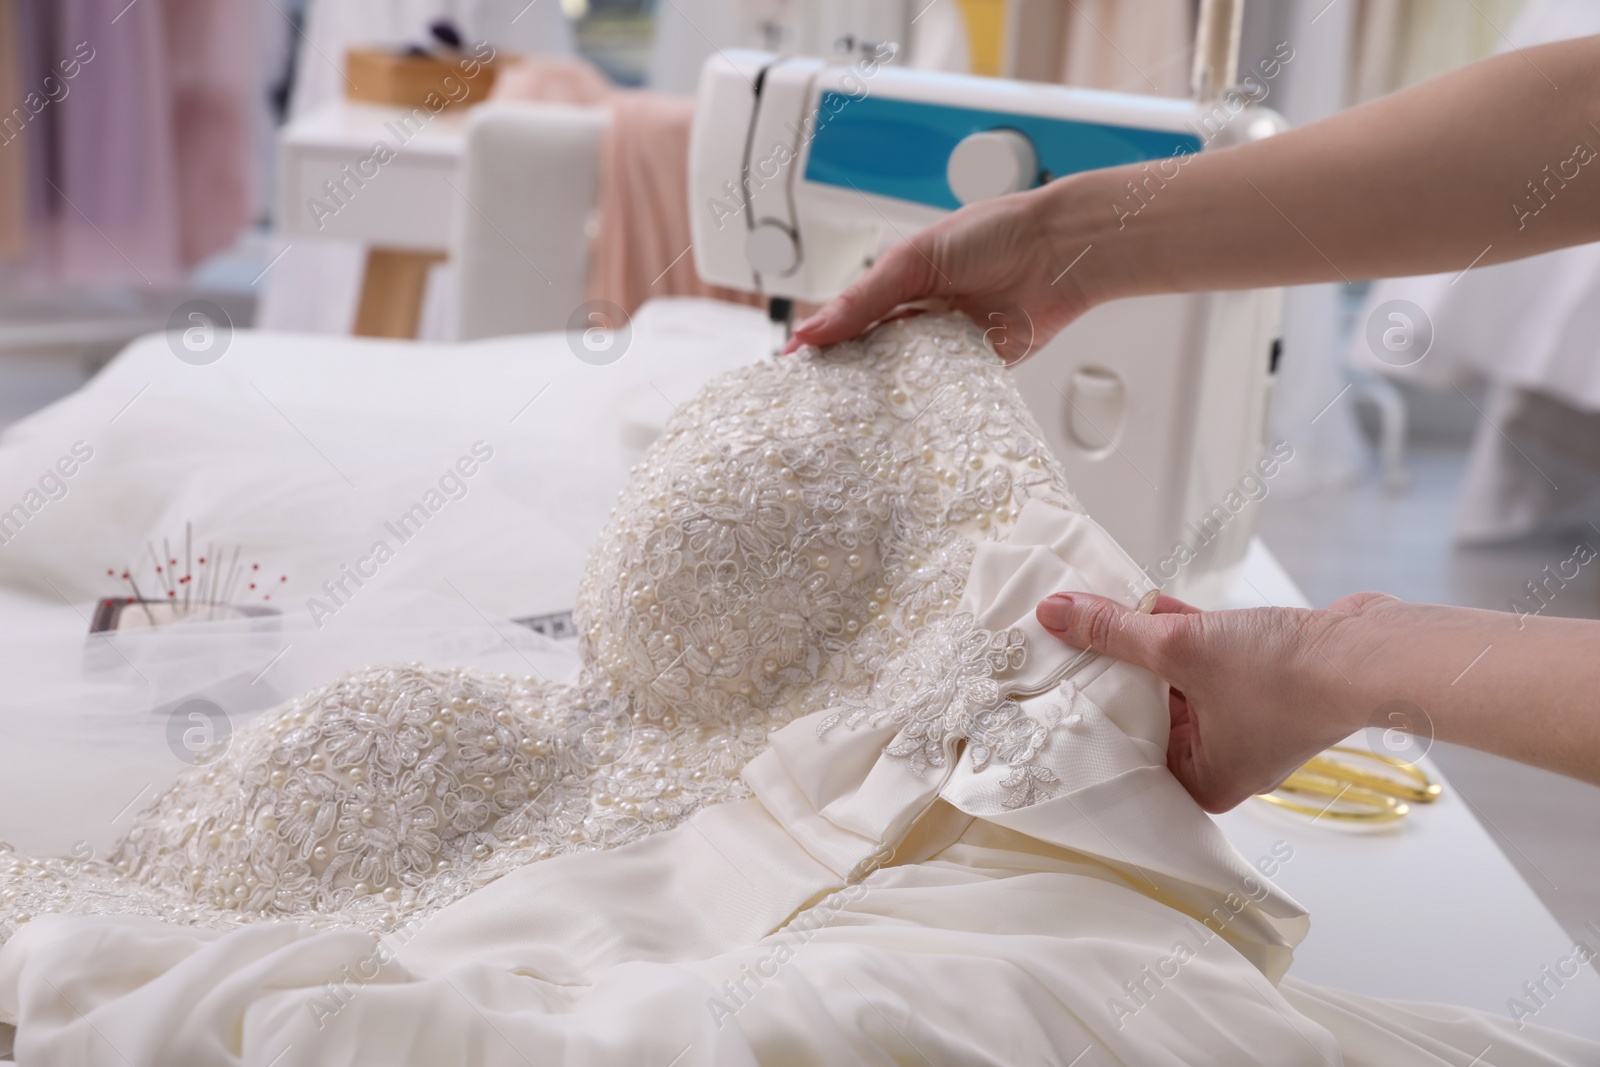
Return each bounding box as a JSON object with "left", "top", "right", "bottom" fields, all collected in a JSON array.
[
  {"left": 0, "top": 0, "right": 24, "bottom": 259},
  {"left": 1349, "top": 0, "right": 1528, "bottom": 103},
  {"left": 1056, "top": 0, "right": 1194, "bottom": 96}
]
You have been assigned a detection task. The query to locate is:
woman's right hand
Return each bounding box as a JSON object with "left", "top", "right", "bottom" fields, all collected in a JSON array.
[
  {"left": 1036, "top": 588, "right": 1600, "bottom": 809},
  {"left": 1035, "top": 591, "right": 1415, "bottom": 812},
  {"left": 782, "top": 184, "right": 1094, "bottom": 364}
]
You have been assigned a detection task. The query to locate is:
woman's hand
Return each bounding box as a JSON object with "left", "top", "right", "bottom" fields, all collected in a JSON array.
[
  {"left": 1036, "top": 590, "right": 1600, "bottom": 809},
  {"left": 782, "top": 186, "right": 1094, "bottom": 364},
  {"left": 1036, "top": 592, "right": 1393, "bottom": 811}
]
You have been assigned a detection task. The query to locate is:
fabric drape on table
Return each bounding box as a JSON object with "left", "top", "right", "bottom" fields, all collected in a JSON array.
[
  {"left": 489, "top": 53, "right": 610, "bottom": 105},
  {"left": 588, "top": 91, "right": 763, "bottom": 317}
]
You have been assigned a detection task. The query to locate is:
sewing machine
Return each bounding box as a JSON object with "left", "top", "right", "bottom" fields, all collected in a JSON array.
[{"left": 688, "top": 50, "right": 1285, "bottom": 606}]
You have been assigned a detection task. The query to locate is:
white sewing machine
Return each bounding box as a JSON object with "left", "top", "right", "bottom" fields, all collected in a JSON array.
[{"left": 688, "top": 48, "right": 1284, "bottom": 606}]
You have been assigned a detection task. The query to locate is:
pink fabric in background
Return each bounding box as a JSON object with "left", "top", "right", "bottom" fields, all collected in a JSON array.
[
  {"left": 491, "top": 56, "right": 762, "bottom": 317},
  {"left": 2, "top": 0, "right": 257, "bottom": 289},
  {"left": 589, "top": 90, "right": 761, "bottom": 316},
  {"left": 490, "top": 53, "right": 610, "bottom": 106},
  {"left": 0, "top": 0, "right": 27, "bottom": 258},
  {"left": 38, "top": 0, "right": 182, "bottom": 286},
  {"left": 164, "top": 0, "right": 259, "bottom": 269}
]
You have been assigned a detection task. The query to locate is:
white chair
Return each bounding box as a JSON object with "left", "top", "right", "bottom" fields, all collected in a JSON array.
[{"left": 448, "top": 102, "right": 607, "bottom": 340}]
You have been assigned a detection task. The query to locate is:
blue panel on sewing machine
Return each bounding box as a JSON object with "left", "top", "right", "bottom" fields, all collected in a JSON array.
[{"left": 804, "top": 92, "right": 1202, "bottom": 210}]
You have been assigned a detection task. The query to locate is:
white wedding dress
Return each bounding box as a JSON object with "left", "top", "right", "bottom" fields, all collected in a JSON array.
[{"left": 0, "top": 314, "right": 1593, "bottom": 1066}]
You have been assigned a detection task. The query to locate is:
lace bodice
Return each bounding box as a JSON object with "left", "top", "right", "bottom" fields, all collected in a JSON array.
[{"left": 0, "top": 312, "right": 1077, "bottom": 941}]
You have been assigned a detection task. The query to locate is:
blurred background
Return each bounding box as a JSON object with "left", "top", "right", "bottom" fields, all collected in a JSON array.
[{"left": 0, "top": 0, "right": 1596, "bottom": 945}]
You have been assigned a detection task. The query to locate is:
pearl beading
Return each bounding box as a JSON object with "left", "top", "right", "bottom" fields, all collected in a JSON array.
[{"left": 0, "top": 312, "right": 1077, "bottom": 942}]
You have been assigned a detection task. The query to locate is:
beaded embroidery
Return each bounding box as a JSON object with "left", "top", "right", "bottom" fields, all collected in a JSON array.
[{"left": 0, "top": 312, "right": 1077, "bottom": 943}]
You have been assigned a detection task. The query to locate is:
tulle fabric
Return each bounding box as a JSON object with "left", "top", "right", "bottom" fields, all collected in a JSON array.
[{"left": 0, "top": 302, "right": 1593, "bottom": 1065}]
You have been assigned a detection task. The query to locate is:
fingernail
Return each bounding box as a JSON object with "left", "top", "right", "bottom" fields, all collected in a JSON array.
[
  {"left": 1037, "top": 594, "right": 1075, "bottom": 631},
  {"left": 793, "top": 313, "right": 826, "bottom": 335}
]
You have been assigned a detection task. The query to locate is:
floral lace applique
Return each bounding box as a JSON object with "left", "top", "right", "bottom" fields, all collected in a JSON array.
[
  {"left": 0, "top": 311, "right": 1080, "bottom": 944},
  {"left": 820, "top": 614, "right": 1077, "bottom": 808}
]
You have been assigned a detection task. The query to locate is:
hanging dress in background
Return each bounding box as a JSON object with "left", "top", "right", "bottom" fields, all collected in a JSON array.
[
  {"left": 0, "top": 0, "right": 259, "bottom": 292},
  {"left": 0, "top": 0, "right": 26, "bottom": 262}
]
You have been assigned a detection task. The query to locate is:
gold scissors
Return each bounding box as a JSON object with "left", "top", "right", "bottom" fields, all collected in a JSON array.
[{"left": 1255, "top": 746, "right": 1442, "bottom": 824}]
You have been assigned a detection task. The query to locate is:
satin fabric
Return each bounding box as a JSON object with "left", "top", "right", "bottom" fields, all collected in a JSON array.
[{"left": 3, "top": 502, "right": 1594, "bottom": 1065}]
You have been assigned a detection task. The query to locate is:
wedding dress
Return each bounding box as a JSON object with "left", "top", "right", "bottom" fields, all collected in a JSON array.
[{"left": 0, "top": 313, "right": 1593, "bottom": 1066}]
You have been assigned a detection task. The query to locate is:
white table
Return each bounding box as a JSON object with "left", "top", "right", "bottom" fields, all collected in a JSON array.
[
  {"left": 1216, "top": 540, "right": 1600, "bottom": 1037},
  {"left": 277, "top": 100, "right": 471, "bottom": 337}
]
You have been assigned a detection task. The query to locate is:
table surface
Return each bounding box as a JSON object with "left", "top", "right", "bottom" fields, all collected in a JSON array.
[
  {"left": 276, "top": 99, "right": 475, "bottom": 258},
  {"left": 1217, "top": 540, "right": 1600, "bottom": 1037},
  {"left": 280, "top": 99, "right": 471, "bottom": 159}
]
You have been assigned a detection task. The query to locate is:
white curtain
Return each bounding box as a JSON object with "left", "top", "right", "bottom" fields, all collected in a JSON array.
[
  {"left": 1346, "top": 0, "right": 1600, "bottom": 542},
  {"left": 1241, "top": 0, "right": 1368, "bottom": 496}
]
